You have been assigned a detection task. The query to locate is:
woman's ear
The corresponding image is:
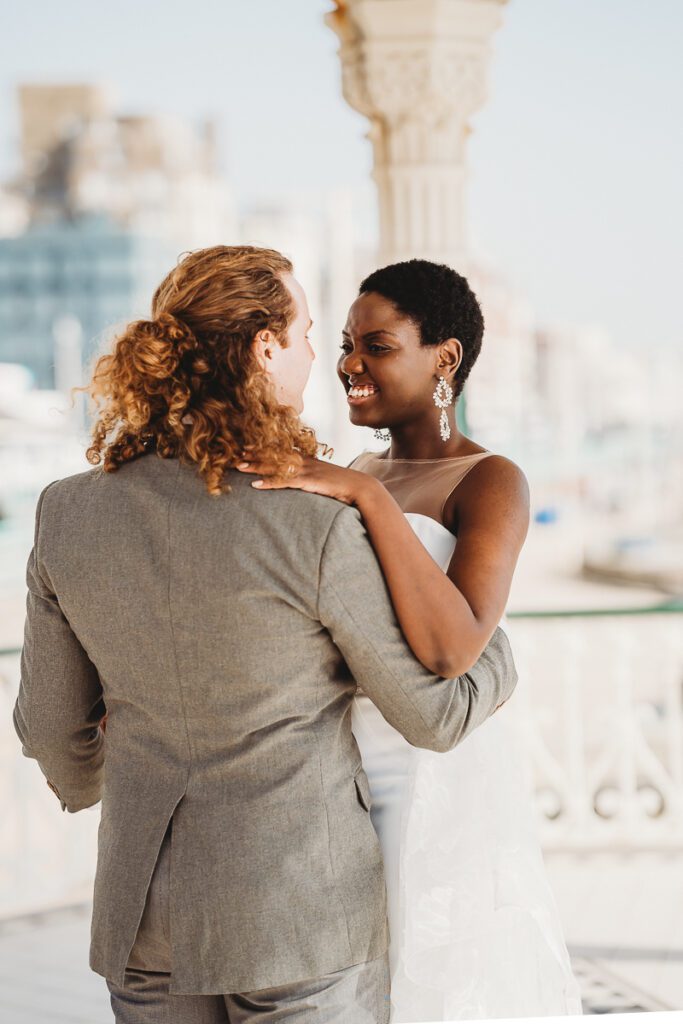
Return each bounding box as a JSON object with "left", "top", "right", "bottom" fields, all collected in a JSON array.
[{"left": 437, "top": 338, "right": 463, "bottom": 382}]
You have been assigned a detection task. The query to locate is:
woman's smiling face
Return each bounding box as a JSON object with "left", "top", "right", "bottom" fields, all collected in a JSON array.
[{"left": 337, "top": 291, "right": 442, "bottom": 430}]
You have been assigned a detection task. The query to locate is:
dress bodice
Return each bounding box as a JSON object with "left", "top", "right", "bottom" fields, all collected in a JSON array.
[
  {"left": 401, "top": 513, "right": 456, "bottom": 573},
  {"left": 348, "top": 448, "right": 493, "bottom": 532}
]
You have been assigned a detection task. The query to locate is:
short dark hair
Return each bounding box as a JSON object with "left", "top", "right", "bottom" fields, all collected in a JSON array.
[{"left": 359, "top": 259, "right": 484, "bottom": 398}]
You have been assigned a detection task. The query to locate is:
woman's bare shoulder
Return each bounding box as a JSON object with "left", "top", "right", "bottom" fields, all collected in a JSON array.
[{"left": 445, "top": 452, "right": 530, "bottom": 535}]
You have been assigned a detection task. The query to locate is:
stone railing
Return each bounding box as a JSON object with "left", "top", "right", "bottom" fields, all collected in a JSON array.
[
  {"left": 2, "top": 604, "right": 682, "bottom": 915},
  {"left": 0, "top": 650, "right": 99, "bottom": 918},
  {"left": 505, "top": 606, "right": 683, "bottom": 851}
]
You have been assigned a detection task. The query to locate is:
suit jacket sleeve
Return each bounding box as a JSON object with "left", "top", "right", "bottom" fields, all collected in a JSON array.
[
  {"left": 317, "top": 504, "right": 518, "bottom": 753},
  {"left": 12, "top": 482, "right": 106, "bottom": 813}
]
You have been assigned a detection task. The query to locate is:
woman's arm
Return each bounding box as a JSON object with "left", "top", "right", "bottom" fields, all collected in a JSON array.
[
  {"left": 352, "top": 456, "right": 529, "bottom": 676},
  {"left": 234, "top": 452, "right": 529, "bottom": 677}
]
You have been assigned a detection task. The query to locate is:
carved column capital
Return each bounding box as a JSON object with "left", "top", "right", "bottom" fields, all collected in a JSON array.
[{"left": 327, "top": 0, "right": 507, "bottom": 265}]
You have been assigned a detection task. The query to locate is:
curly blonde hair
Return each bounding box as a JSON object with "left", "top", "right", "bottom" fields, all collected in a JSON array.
[{"left": 77, "top": 245, "right": 325, "bottom": 496}]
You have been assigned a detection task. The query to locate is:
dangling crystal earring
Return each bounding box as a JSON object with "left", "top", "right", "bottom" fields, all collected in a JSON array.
[
  {"left": 373, "top": 427, "right": 391, "bottom": 442},
  {"left": 433, "top": 375, "right": 454, "bottom": 442}
]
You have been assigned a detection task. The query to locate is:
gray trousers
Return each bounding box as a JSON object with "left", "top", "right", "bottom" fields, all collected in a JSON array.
[{"left": 106, "top": 821, "right": 391, "bottom": 1023}]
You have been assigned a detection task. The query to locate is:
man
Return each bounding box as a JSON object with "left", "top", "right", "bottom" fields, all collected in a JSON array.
[{"left": 14, "top": 245, "right": 516, "bottom": 1023}]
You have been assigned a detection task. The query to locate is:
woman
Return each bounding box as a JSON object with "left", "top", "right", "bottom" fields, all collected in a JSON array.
[{"left": 237, "top": 259, "right": 583, "bottom": 1021}]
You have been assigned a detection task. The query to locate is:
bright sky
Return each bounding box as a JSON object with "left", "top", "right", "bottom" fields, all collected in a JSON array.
[{"left": 2, "top": 0, "right": 681, "bottom": 352}]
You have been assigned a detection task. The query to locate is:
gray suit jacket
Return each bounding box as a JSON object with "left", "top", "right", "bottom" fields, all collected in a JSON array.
[{"left": 13, "top": 452, "right": 517, "bottom": 994}]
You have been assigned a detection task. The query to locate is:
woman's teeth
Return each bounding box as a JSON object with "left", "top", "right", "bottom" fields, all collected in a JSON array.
[{"left": 348, "top": 385, "right": 379, "bottom": 399}]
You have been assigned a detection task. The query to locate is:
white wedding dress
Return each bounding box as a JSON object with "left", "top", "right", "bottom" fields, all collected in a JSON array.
[{"left": 351, "top": 511, "right": 583, "bottom": 1022}]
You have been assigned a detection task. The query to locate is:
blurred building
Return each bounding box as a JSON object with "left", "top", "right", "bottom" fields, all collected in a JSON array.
[
  {"left": 466, "top": 264, "right": 538, "bottom": 456},
  {"left": 0, "top": 362, "right": 87, "bottom": 522},
  {"left": 16, "top": 84, "right": 234, "bottom": 245},
  {"left": 0, "top": 183, "right": 29, "bottom": 236},
  {"left": 0, "top": 84, "right": 236, "bottom": 390},
  {"left": 0, "top": 216, "right": 177, "bottom": 388}
]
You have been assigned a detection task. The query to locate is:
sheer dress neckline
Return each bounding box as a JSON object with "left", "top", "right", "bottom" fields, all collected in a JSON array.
[
  {"left": 370, "top": 450, "right": 491, "bottom": 463},
  {"left": 352, "top": 448, "right": 495, "bottom": 528}
]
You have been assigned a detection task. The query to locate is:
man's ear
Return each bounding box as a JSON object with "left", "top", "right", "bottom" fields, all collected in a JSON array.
[{"left": 253, "top": 330, "right": 276, "bottom": 370}]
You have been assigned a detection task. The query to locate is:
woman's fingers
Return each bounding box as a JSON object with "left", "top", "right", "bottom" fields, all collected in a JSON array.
[
  {"left": 234, "top": 460, "right": 304, "bottom": 489},
  {"left": 235, "top": 460, "right": 279, "bottom": 475},
  {"left": 236, "top": 460, "right": 302, "bottom": 480},
  {"left": 252, "top": 477, "right": 304, "bottom": 490}
]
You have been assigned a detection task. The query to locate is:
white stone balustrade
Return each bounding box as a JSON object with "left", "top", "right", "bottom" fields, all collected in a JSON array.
[
  {"left": 2, "top": 609, "right": 682, "bottom": 916},
  {"left": 0, "top": 652, "right": 98, "bottom": 918},
  {"left": 506, "top": 611, "right": 683, "bottom": 851}
]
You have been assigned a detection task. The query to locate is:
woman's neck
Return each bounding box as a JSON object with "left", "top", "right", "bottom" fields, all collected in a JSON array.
[{"left": 386, "top": 407, "right": 473, "bottom": 460}]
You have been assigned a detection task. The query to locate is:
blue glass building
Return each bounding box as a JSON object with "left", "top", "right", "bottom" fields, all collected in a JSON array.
[{"left": 0, "top": 213, "right": 177, "bottom": 387}]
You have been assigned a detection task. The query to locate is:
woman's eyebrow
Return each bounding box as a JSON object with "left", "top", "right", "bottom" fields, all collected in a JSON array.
[{"left": 341, "top": 329, "right": 396, "bottom": 340}]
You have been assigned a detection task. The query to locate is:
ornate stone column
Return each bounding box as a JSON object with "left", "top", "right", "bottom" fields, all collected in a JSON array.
[{"left": 326, "top": 0, "right": 507, "bottom": 269}]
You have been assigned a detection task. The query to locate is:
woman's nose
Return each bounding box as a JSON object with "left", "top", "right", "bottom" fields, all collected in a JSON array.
[{"left": 340, "top": 352, "right": 364, "bottom": 376}]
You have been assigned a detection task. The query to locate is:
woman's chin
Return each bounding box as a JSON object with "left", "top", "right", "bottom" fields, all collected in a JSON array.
[
  {"left": 347, "top": 404, "right": 380, "bottom": 426},
  {"left": 348, "top": 409, "right": 375, "bottom": 427}
]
